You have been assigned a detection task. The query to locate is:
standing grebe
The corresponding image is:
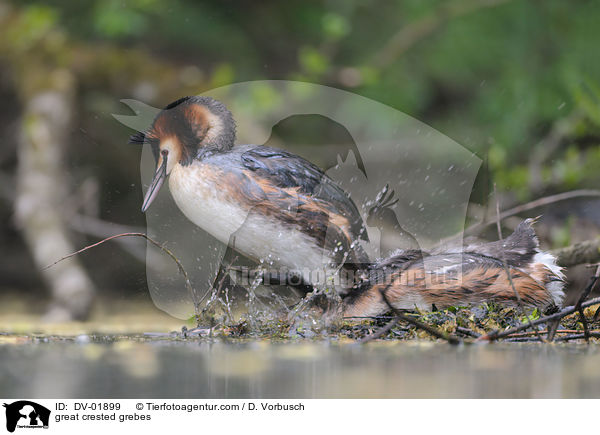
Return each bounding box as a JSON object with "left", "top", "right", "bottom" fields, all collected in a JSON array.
[{"left": 131, "top": 96, "right": 369, "bottom": 296}]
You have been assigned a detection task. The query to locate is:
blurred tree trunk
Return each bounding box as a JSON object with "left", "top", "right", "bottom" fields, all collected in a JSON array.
[
  {"left": 0, "top": 1, "right": 192, "bottom": 321},
  {"left": 14, "top": 70, "right": 95, "bottom": 321},
  {"left": 0, "top": 2, "right": 97, "bottom": 320},
  {"left": 0, "top": 1, "right": 192, "bottom": 320}
]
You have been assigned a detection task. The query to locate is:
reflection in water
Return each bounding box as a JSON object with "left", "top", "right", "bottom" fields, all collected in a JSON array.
[{"left": 1, "top": 338, "right": 600, "bottom": 398}]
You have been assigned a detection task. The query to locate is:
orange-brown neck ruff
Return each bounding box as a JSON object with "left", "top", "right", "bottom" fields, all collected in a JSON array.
[{"left": 138, "top": 96, "right": 236, "bottom": 168}]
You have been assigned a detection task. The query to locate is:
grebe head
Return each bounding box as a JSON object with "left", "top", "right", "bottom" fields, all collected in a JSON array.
[{"left": 130, "top": 96, "right": 236, "bottom": 212}]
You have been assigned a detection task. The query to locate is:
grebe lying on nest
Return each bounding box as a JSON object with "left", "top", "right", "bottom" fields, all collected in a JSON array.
[{"left": 341, "top": 219, "right": 565, "bottom": 317}]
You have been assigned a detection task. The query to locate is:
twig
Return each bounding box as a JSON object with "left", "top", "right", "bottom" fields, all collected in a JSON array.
[
  {"left": 578, "top": 304, "right": 590, "bottom": 342},
  {"left": 434, "top": 190, "right": 600, "bottom": 252},
  {"left": 504, "top": 336, "right": 543, "bottom": 343},
  {"left": 478, "top": 296, "right": 600, "bottom": 341},
  {"left": 43, "top": 232, "right": 199, "bottom": 317},
  {"left": 344, "top": 316, "right": 396, "bottom": 321},
  {"left": 463, "top": 189, "right": 600, "bottom": 238},
  {"left": 358, "top": 315, "right": 401, "bottom": 343},
  {"left": 456, "top": 326, "right": 481, "bottom": 338},
  {"left": 546, "top": 306, "right": 562, "bottom": 341},
  {"left": 360, "top": 289, "right": 463, "bottom": 344},
  {"left": 574, "top": 265, "right": 600, "bottom": 342},
  {"left": 554, "top": 332, "right": 600, "bottom": 342},
  {"left": 68, "top": 213, "right": 158, "bottom": 266},
  {"left": 506, "top": 329, "right": 587, "bottom": 338}
]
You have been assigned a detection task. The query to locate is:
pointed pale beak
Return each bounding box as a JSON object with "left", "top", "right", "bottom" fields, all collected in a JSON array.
[{"left": 141, "top": 156, "right": 168, "bottom": 212}]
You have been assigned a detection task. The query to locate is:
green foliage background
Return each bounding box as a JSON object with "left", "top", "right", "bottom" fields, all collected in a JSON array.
[
  {"left": 1, "top": 0, "right": 599, "bottom": 295},
  {"left": 7, "top": 0, "right": 600, "bottom": 194}
]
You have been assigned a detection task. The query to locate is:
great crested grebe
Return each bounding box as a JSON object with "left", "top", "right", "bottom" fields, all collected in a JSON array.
[
  {"left": 131, "top": 96, "right": 369, "bottom": 296},
  {"left": 342, "top": 219, "right": 565, "bottom": 317},
  {"left": 131, "top": 96, "right": 564, "bottom": 318}
]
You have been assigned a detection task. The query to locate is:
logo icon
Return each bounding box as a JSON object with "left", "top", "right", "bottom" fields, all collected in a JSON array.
[{"left": 3, "top": 401, "right": 50, "bottom": 433}]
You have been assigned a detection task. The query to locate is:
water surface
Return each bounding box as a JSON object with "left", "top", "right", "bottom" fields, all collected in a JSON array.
[{"left": 1, "top": 336, "right": 599, "bottom": 398}]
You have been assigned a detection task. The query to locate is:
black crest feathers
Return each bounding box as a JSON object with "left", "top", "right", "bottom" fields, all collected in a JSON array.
[
  {"left": 127, "top": 97, "right": 191, "bottom": 145},
  {"left": 128, "top": 131, "right": 146, "bottom": 145},
  {"left": 163, "top": 96, "right": 191, "bottom": 110}
]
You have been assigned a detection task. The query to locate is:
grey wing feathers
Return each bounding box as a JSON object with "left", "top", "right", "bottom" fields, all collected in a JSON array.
[{"left": 241, "top": 145, "right": 368, "bottom": 242}]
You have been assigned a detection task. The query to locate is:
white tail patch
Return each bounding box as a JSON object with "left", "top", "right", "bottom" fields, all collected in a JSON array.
[{"left": 533, "top": 250, "right": 565, "bottom": 306}]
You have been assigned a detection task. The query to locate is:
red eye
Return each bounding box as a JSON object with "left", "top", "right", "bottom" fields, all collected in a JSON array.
[{"left": 161, "top": 149, "right": 169, "bottom": 157}]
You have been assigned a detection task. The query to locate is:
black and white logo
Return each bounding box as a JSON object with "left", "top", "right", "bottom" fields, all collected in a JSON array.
[{"left": 3, "top": 401, "right": 50, "bottom": 433}]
